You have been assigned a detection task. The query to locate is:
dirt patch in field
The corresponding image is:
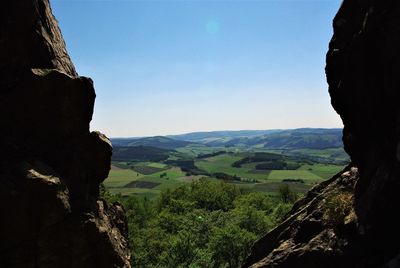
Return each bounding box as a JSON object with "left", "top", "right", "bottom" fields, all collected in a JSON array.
[
  {"left": 111, "top": 165, "right": 124, "bottom": 170},
  {"left": 131, "top": 165, "right": 167, "bottom": 175},
  {"left": 124, "top": 181, "right": 161, "bottom": 189}
]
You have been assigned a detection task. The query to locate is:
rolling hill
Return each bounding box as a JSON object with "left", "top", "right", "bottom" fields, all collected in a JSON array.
[
  {"left": 112, "top": 146, "right": 174, "bottom": 162},
  {"left": 168, "top": 130, "right": 281, "bottom": 143},
  {"left": 111, "top": 136, "right": 197, "bottom": 150},
  {"left": 169, "top": 128, "right": 343, "bottom": 149},
  {"left": 110, "top": 129, "right": 345, "bottom": 155}
]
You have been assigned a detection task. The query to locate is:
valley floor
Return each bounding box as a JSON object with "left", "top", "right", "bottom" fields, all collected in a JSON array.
[{"left": 105, "top": 148, "right": 346, "bottom": 199}]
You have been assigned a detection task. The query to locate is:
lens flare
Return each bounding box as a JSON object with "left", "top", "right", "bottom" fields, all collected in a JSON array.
[{"left": 206, "top": 20, "right": 220, "bottom": 34}]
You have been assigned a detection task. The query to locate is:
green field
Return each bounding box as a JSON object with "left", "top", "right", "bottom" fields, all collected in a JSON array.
[
  {"left": 105, "top": 150, "right": 345, "bottom": 198},
  {"left": 175, "top": 144, "right": 227, "bottom": 157},
  {"left": 106, "top": 168, "right": 140, "bottom": 188},
  {"left": 194, "top": 153, "right": 342, "bottom": 182},
  {"left": 105, "top": 164, "right": 207, "bottom": 198},
  {"left": 298, "top": 163, "right": 344, "bottom": 178}
]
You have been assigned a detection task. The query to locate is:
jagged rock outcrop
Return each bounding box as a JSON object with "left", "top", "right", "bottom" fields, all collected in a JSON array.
[
  {"left": 0, "top": 1, "right": 131, "bottom": 267},
  {"left": 245, "top": 1, "right": 400, "bottom": 267}
]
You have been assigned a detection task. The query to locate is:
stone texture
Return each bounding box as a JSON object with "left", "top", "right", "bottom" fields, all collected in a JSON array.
[
  {"left": 245, "top": 1, "right": 400, "bottom": 267},
  {"left": 0, "top": 0, "right": 130, "bottom": 267}
]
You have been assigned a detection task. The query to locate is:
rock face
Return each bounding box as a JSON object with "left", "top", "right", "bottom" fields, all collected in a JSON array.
[
  {"left": 0, "top": 1, "right": 131, "bottom": 267},
  {"left": 245, "top": 1, "right": 400, "bottom": 267}
]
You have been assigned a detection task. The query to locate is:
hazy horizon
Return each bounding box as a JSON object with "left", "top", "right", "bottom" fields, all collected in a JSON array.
[
  {"left": 52, "top": 0, "right": 343, "bottom": 137},
  {"left": 109, "top": 126, "right": 343, "bottom": 139}
]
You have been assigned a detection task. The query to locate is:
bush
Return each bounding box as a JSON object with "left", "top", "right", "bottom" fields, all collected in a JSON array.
[
  {"left": 209, "top": 225, "right": 256, "bottom": 268},
  {"left": 278, "top": 183, "right": 299, "bottom": 203}
]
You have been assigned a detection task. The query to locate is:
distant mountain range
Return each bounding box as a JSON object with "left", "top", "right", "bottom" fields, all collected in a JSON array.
[{"left": 111, "top": 128, "right": 343, "bottom": 150}]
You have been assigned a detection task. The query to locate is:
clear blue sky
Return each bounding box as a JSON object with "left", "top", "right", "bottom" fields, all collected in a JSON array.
[{"left": 52, "top": 0, "right": 343, "bottom": 137}]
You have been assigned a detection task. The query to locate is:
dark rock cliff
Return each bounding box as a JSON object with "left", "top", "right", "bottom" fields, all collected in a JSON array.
[
  {"left": 0, "top": 1, "right": 131, "bottom": 267},
  {"left": 245, "top": 1, "right": 400, "bottom": 267}
]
